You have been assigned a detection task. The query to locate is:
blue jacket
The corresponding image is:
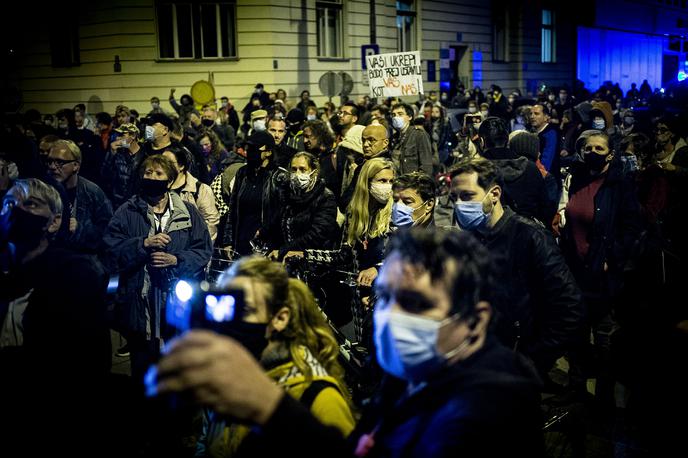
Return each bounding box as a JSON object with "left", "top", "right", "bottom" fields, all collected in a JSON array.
[
  {"left": 68, "top": 176, "right": 113, "bottom": 254},
  {"left": 102, "top": 192, "right": 212, "bottom": 334}
]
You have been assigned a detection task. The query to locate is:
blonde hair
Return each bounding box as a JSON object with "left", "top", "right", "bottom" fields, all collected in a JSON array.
[
  {"left": 221, "top": 256, "right": 344, "bottom": 382},
  {"left": 53, "top": 139, "right": 82, "bottom": 163},
  {"left": 346, "top": 158, "right": 393, "bottom": 246}
]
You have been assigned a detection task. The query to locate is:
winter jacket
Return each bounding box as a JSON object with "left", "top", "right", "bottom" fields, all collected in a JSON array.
[
  {"left": 222, "top": 164, "right": 287, "bottom": 249},
  {"left": 100, "top": 146, "right": 145, "bottom": 209},
  {"left": 197, "top": 347, "right": 354, "bottom": 458},
  {"left": 102, "top": 192, "right": 212, "bottom": 334},
  {"left": 475, "top": 207, "right": 585, "bottom": 374},
  {"left": 536, "top": 123, "right": 561, "bottom": 177},
  {"left": 266, "top": 180, "right": 339, "bottom": 259},
  {"left": 174, "top": 172, "right": 220, "bottom": 242},
  {"left": 391, "top": 125, "right": 434, "bottom": 176},
  {"left": 250, "top": 337, "right": 544, "bottom": 458},
  {"left": 68, "top": 176, "right": 114, "bottom": 253},
  {"left": 561, "top": 158, "right": 643, "bottom": 296}
]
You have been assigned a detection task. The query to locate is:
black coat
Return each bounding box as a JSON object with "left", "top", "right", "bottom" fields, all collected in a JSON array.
[
  {"left": 476, "top": 207, "right": 585, "bottom": 374},
  {"left": 268, "top": 180, "right": 339, "bottom": 259},
  {"left": 391, "top": 126, "right": 434, "bottom": 176},
  {"left": 250, "top": 337, "right": 544, "bottom": 458},
  {"left": 562, "top": 159, "right": 643, "bottom": 296},
  {"left": 68, "top": 176, "right": 113, "bottom": 254}
]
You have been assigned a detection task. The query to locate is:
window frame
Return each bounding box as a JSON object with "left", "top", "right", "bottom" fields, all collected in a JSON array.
[
  {"left": 492, "top": 10, "right": 510, "bottom": 62},
  {"left": 396, "top": 0, "right": 417, "bottom": 53},
  {"left": 541, "top": 8, "right": 556, "bottom": 63},
  {"left": 316, "top": 0, "right": 344, "bottom": 59},
  {"left": 154, "top": 0, "right": 238, "bottom": 62}
]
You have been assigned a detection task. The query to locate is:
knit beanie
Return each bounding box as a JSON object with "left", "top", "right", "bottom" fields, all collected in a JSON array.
[{"left": 508, "top": 130, "right": 539, "bottom": 162}]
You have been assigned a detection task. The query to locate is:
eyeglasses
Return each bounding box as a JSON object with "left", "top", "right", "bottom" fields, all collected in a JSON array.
[
  {"left": 654, "top": 127, "right": 669, "bottom": 134},
  {"left": 44, "top": 158, "right": 77, "bottom": 168},
  {"left": 337, "top": 111, "right": 353, "bottom": 117}
]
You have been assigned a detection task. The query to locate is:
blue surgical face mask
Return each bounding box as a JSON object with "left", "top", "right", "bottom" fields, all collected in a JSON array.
[
  {"left": 392, "top": 116, "right": 406, "bottom": 130},
  {"left": 454, "top": 192, "right": 492, "bottom": 231},
  {"left": 374, "top": 307, "right": 469, "bottom": 382},
  {"left": 592, "top": 117, "right": 606, "bottom": 130},
  {"left": 392, "top": 201, "right": 426, "bottom": 228}
]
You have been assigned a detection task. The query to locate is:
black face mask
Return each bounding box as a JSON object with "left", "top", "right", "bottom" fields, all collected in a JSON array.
[
  {"left": 140, "top": 178, "right": 169, "bottom": 198},
  {"left": 1, "top": 205, "right": 50, "bottom": 249},
  {"left": 246, "top": 146, "right": 264, "bottom": 168},
  {"left": 223, "top": 321, "right": 269, "bottom": 360},
  {"left": 583, "top": 152, "right": 610, "bottom": 172},
  {"left": 201, "top": 118, "right": 215, "bottom": 128}
]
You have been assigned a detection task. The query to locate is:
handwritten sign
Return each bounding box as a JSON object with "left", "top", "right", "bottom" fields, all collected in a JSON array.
[{"left": 365, "top": 51, "right": 424, "bottom": 98}]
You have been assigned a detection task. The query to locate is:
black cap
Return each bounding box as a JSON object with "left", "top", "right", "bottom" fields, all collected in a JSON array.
[
  {"left": 286, "top": 108, "right": 305, "bottom": 124},
  {"left": 247, "top": 130, "right": 275, "bottom": 150},
  {"left": 145, "top": 113, "right": 174, "bottom": 131},
  {"left": 255, "top": 83, "right": 264, "bottom": 89}
]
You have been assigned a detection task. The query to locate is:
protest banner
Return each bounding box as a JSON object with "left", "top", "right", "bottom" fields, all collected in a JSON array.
[{"left": 365, "top": 51, "right": 424, "bottom": 98}]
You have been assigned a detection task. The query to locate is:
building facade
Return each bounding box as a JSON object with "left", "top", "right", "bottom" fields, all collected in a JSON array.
[{"left": 5, "top": 0, "right": 583, "bottom": 115}]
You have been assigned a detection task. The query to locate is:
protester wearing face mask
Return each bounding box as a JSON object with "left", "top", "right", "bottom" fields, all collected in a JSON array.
[
  {"left": 168, "top": 88, "right": 200, "bottom": 126},
  {"left": 559, "top": 132, "right": 642, "bottom": 406},
  {"left": 100, "top": 123, "right": 145, "bottom": 209},
  {"left": 391, "top": 172, "right": 436, "bottom": 229},
  {"left": 148, "top": 96, "right": 165, "bottom": 116},
  {"left": 141, "top": 113, "right": 177, "bottom": 157},
  {"left": 221, "top": 131, "right": 284, "bottom": 257},
  {"left": 488, "top": 85, "right": 510, "bottom": 121},
  {"left": 249, "top": 109, "right": 268, "bottom": 136},
  {"left": 197, "top": 129, "right": 233, "bottom": 182},
  {"left": 390, "top": 103, "right": 434, "bottom": 176},
  {"left": 201, "top": 104, "right": 235, "bottom": 151},
  {"left": 1, "top": 178, "right": 113, "bottom": 455},
  {"left": 102, "top": 154, "right": 212, "bottom": 386},
  {"left": 449, "top": 158, "right": 584, "bottom": 384},
  {"left": 652, "top": 118, "right": 688, "bottom": 173},
  {"left": 261, "top": 152, "right": 338, "bottom": 262},
  {"left": 148, "top": 228, "right": 545, "bottom": 457}
]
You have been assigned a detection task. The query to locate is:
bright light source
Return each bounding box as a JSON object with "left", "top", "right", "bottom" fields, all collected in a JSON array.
[
  {"left": 678, "top": 71, "right": 687, "bottom": 82},
  {"left": 175, "top": 280, "right": 193, "bottom": 302}
]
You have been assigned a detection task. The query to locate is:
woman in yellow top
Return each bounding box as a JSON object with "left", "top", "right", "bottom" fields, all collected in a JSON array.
[{"left": 197, "top": 256, "right": 355, "bottom": 457}]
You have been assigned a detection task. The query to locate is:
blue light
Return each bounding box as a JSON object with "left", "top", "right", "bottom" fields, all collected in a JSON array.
[
  {"left": 678, "top": 71, "right": 687, "bottom": 82},
  {"left": 175, "top": 280, "right": 193, "bottom": 302}
]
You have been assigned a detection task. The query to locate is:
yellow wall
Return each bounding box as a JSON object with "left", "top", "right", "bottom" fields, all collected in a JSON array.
[{"left": 9, "top": 0, "right": 574, "bottom": 116}]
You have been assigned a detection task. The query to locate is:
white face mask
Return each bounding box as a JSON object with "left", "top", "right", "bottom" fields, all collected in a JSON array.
[
  {"left": 253, "top": 119, "right": 267, "bottom": 132},
  {"left": 374, "top": 307, "right": 470, "bottom": 382},
  {"left": 144, "top": 125, "right": 155, "bottom": 142},
  {"left": 290, "top": 170, "right": 316, "bottom": 192},
  {"left": 468, "top": 107, "right": 477, "bottom": 114},
  {"left": 306, "top": 114, "right": 317, "bottom": 121},
  {"left": 369, "top": 182, "right": 392, "bottom": 203},
  {"left": 392, "top": 116, "right": 407, "bottom": 130}
]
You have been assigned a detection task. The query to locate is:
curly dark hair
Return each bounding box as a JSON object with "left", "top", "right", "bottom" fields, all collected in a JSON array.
[
  {"left": 385, "top": 228, "right": 493, "bottom": 317},
  {"left": 393, "top": 172, "right": 437, "bottom": 202},
  {"left": 303, "top": 119, "right": 334, "bottom": 150}
]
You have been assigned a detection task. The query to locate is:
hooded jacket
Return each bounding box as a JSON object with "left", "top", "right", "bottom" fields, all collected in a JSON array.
[
  {"left": 102, "top": 192, "right": 212, "bottom": 334},
  {"left": 174, "top": 171, "right": 220, "bottom": 242},
  {"left": 482, "top": 147, "right": 551, "bottom": 224}
]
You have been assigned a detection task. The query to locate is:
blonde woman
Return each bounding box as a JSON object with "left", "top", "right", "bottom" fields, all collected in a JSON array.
[{"left": 198, "top": 257, "right": 355, "bottom": 457}]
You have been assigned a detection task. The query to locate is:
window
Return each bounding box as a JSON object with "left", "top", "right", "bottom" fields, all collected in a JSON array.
[
  {"left": 156, "top": 1, "right": 236, "bottom": 60},
  {"left": 50, "top": 11, "right": 80, "bottom": 67},
  {"left": 541, "top": 9, "right": 556, "bottom": 63},
  {"left": 493, "top": 11, "right": 509, "bottom": 62},
  {"left": 396, "top": 0, "right": 416, "bottom": 52},
  {"left": 317, "top": 0, "right": 343, "bottom": 58}
]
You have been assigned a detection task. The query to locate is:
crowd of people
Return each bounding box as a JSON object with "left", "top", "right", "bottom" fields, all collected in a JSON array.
[{"left": 1, "top": 77, "right": 687, "bottom": 456}]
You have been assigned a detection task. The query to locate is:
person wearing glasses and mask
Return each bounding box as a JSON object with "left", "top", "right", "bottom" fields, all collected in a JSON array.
[
  {"left": 147, "top": 228, "right": 544, "bottom": 457},
  {"left": 46, "top": 139, "right": 113, "bottom": 254}
]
